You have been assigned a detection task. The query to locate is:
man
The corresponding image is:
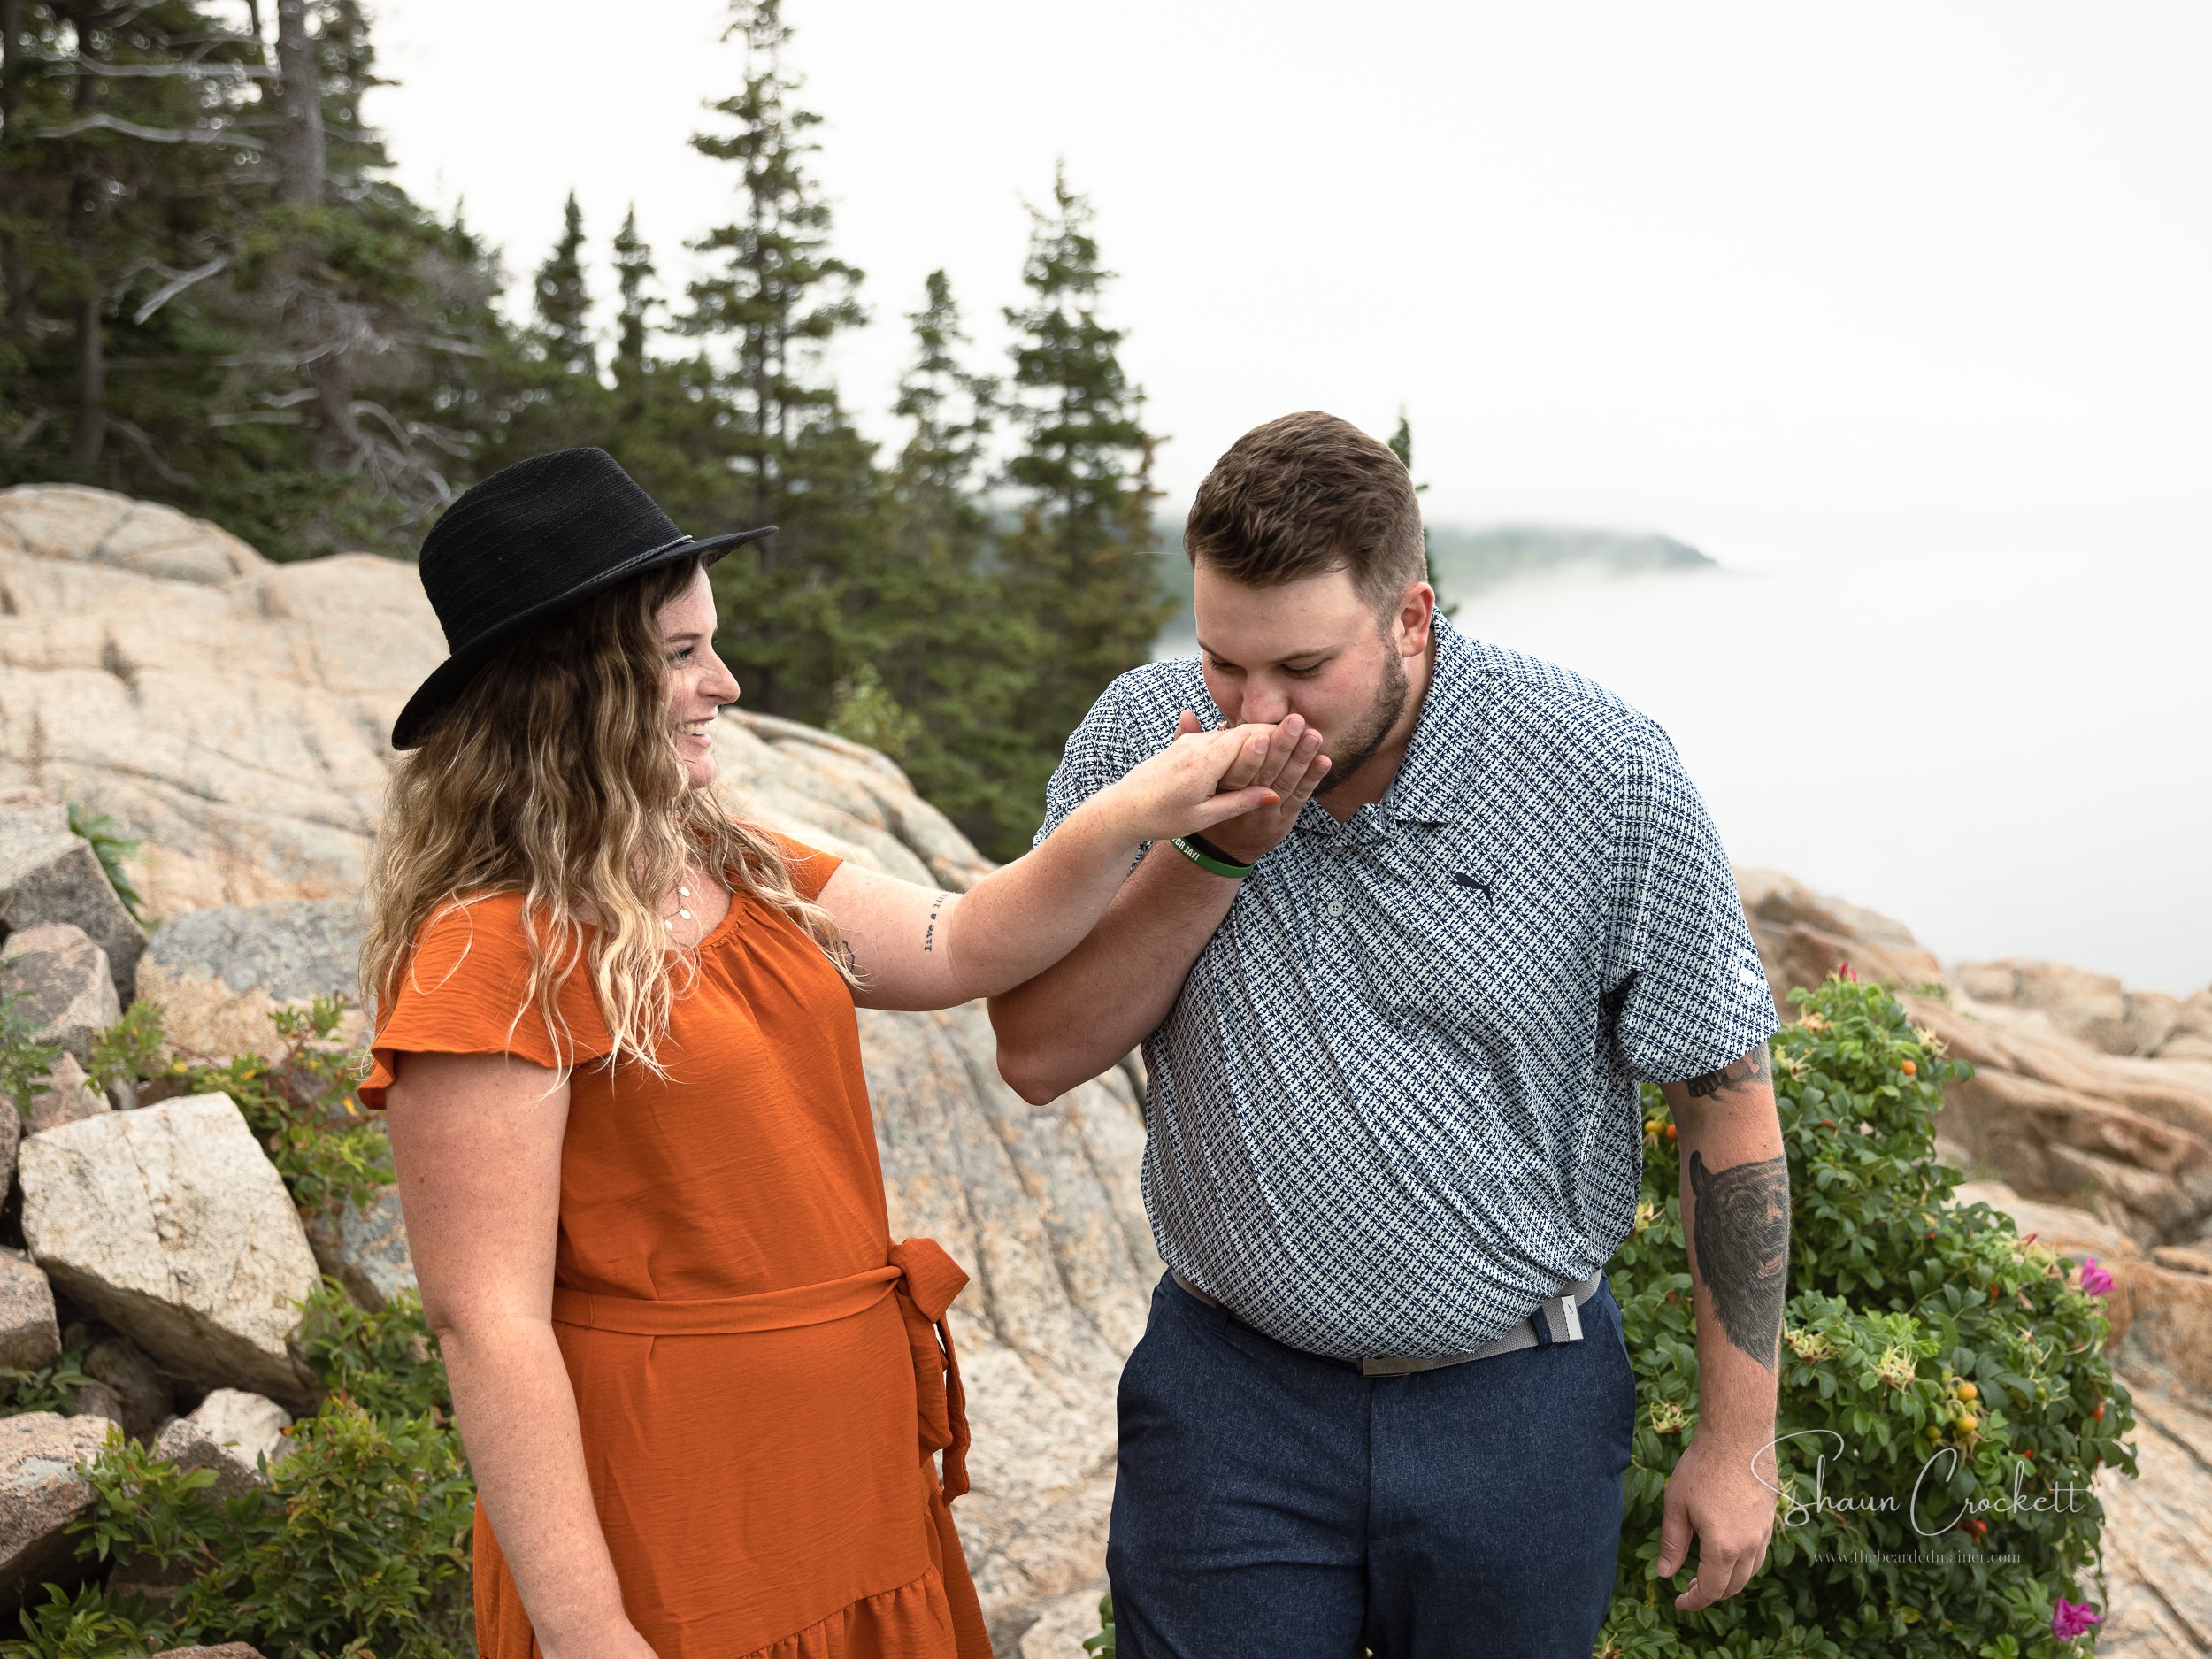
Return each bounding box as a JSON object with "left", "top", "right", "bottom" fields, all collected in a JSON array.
[{"left": 988, "top": 411, "right": 1790, "bottom": 1659}]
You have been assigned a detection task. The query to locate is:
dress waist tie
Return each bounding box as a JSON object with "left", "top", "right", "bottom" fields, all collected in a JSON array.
[{"left": 549, "top": 1235, "right": 973, "bottom": 1500}]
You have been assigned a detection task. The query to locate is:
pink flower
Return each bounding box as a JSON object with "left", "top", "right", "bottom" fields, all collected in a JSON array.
[
  {"left": 2079, "top": 1257, "right": 2116, "bottom": 1297},
  {"left": 2051, "top": 1598, "right": 2103, "bottom": 1640},
  {"left": 1837, "top": 959, "right": 1860, "bottom": 982}
]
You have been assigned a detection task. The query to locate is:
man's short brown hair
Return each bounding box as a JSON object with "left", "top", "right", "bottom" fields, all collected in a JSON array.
[{"left": 1184, "top": 411, "right": 1425, "bottom": 611}]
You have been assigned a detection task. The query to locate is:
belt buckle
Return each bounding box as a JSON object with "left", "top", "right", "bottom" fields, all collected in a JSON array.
[{"left": 1358, "top": 1355, "right": 1427, "bottom": 1377}]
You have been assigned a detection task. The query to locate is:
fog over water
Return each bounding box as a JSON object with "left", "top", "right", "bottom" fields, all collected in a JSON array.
[{"left": 1162, "top": 541, "right": 2212, "bottom": 996}]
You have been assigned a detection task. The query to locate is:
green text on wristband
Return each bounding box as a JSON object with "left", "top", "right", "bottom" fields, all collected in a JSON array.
[{"left": 1170, "top": 833, "right": 1256, "bottom": 879}]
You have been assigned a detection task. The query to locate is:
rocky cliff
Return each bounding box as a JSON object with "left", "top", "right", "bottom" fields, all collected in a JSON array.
[{"left": 4, "top": 484, "right": 2208, "bottom": 1655}]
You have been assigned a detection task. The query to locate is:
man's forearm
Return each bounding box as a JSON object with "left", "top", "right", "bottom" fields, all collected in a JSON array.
[
  {"left": 988, "top": 842, "right": 1241, "bottom": 1103},
  {"left": 1662, "top": 1048, "right": 1789, "bottom": 1451}
]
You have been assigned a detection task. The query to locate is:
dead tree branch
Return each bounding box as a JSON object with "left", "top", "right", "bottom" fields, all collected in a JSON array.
[
  {"left": 34, "top": 112, "right": 268, "bottom": 151},
  {"left": 129, "top": 254, "right": 230, "bottom": 323}
]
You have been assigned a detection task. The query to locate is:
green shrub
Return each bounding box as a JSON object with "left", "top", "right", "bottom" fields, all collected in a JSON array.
[
  {"left": 0, "top": 1340, "right": 96, "bottom": 1419},
  {"left": 4, "top": 1284, "right": 472, "bottom": 1659},
  {"left": 1600, "top": 974, "right": 2135, "bottom": 1658},
  {"left": 293, "top": 1279, "right": 454, "bottom": 1425},
  {"left": 0, "top": 987, "right": 62, "bottom": 1119},
  {"left": 3, "top": 997, "right": 465, "bottom": 1657}
]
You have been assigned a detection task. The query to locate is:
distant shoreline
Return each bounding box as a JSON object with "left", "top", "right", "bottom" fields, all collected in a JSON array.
[{"left": 1152, "top": 521, "right": 1717, "bottom": 653}]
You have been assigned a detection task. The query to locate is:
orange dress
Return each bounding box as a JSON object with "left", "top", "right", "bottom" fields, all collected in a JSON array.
[{"left": 358, "top": 836, "right": 990, "bottom": 1659}]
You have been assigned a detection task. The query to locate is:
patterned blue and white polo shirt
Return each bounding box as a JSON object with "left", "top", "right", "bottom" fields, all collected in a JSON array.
[{"left": 1033, "top": 612, "right": 1780, "bottom": 1358}]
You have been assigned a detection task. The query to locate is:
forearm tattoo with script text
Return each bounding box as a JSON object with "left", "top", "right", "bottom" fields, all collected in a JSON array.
[
  {"left": 922, "top": 893, "right": 949, "bottom": 954},
  {"left": 1687, "top": 1148, "right": 1792, "bottom": 1370},
  {"left": 1685, "top": 1041, "right": 1772, "bottom": 1100}
]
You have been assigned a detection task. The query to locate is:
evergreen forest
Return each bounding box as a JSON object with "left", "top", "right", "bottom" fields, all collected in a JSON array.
[{"left": 0, "top": 0, "right": 1172, "bottom": 858}]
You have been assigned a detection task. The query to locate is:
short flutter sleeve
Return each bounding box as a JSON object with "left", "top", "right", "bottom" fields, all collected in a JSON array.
[
  {"left": 760, "top": 830, "right": 842, "bottom": 902},
  {"left": 359, "top": 893, "right": 614, "bottom": 1111}
]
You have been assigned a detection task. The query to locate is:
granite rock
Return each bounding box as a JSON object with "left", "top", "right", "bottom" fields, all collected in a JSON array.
[
  {"left": 22, "top": 1053, "right": 111, "bottom": 1135},
  {"left": 0, "top": 1411, "right": 112, "bottom": 1612},
  {"left": 0, "top": 1248, "right": 59, "bottom": 1371},
  {"left": 0, "top": 923, "right": 120, "bottom": 1068},
  {"left": 18, "top": 1094, "right": 321, "bottom": 1407},
  {"left": 0, "top": 785, "right": 145, "bottom": 1001}
]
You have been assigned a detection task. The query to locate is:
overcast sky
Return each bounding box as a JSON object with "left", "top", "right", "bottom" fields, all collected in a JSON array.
[{"left": 365, "top": 1, "right": 2210, "bottom": 569}]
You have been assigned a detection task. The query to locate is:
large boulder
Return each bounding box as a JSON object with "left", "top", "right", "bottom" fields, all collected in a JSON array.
[
  {"left": 17, "top": 1094, "right": 322, "bottom": 1408},
  {"left": 0, "top": 785, "right": 144, "bottom": 1001},
  {"left": 0, "top": 1411, "right": 112, "bottom": 1611},
  {"left": 0, "top": 486, "right": 441, "bottom": 918},
  {"left": 0, "top": 922, "right": 120, "bottom": 1067}
]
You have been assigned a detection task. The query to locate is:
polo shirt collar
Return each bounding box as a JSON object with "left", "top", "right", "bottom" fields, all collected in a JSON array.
[
  {"left": 1296, "top": 611, "right": 1483, "bottom": 844},
  {"left": 1379, "top": 611, "right": 1482, "bottom": 826}
]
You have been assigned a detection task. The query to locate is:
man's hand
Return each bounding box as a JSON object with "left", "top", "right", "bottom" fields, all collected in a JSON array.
[
  {"left": 1652, "top": 1428, "right": 1777, "bottom": 1610},
  {"left": 1175, "top": 709, "right": 1326, "bottom": 864}
]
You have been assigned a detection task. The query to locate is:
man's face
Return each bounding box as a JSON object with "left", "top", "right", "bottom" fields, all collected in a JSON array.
[{"left": 1193, "top": 562, "right": 1430, "bottom": 793}]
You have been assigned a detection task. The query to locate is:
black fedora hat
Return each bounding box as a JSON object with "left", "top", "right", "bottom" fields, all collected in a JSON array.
[{"left": 392, "top": 448, "right": 773, "bottom": 749}]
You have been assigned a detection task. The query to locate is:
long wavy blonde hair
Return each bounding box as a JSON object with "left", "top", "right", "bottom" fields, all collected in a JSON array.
[{"left": 359, "top": 553, "right": 851, "bottom": 1083}]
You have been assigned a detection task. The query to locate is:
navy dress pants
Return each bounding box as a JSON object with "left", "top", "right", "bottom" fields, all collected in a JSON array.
[{"left": 1107, "top": 1271, "right": 1636, "bottom": 1659}]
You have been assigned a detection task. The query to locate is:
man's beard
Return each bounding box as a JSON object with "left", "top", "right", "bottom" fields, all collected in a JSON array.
[{"left": 1315, "top": 639, "right": 1410, "bottom": 797}]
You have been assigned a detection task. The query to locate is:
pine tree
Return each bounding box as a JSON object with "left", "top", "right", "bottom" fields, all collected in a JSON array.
[
  {"left": 856, "top": 270, "right": 1041, "bottom": 858},
  {"left": 533, "top": 190, "right": 594, "bottom": 376},
  {"left": 1002, "top": 164, "right": 1171, "bottom": 782},
  {"left": 611, "top": 204, "right": 654, "bottom": 388},
  {"left": 1386, "top": 408, "right": 1453, "bottom": 618},
  {"left": 678, "top": 0, "right": 876, "bottom": 722},
  {"left": 0, "top": 3, "right": 259, "bottom": 480},
  {"left": 0, "top": 1, "right": 533, "bottom": 559}
]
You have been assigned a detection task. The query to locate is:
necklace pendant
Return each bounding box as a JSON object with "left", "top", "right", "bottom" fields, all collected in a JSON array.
[{"left": 678, "top": 908, "right": 692, "bottom": 921}]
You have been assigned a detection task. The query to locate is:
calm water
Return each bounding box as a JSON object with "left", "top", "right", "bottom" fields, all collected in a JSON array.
[{"left": 1158, "top": 550, "right": 2212, "bottom": 996}]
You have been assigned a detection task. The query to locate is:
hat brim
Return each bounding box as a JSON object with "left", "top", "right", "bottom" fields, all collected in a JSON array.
[{"left": 390, "top": 525, "right": 774, "bottom": 750}]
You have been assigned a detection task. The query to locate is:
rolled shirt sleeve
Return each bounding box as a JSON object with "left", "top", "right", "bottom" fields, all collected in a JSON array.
[{"left": 1603, "top": 716, "right": 1780, "bottom": 1083}]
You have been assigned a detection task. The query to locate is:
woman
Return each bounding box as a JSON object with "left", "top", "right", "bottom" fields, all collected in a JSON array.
[{"left": 355, "top": 449, "right": 1330, "bottom": 1659}]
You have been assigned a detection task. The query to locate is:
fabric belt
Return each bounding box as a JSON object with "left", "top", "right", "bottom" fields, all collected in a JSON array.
[
  {"left": 551, "top": 1236, "right": 973, "bottom": 1498},
  {"left": 1171, "top": 1268, "right": 1607, "bottom": 1378}
]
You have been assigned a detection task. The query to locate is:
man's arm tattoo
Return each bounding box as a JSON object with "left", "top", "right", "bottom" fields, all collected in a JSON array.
[
  {"left": 1684, "top": 1041, "right": 1772, "bottom": 1101},
  {"left": 921, "top": 893, "right": 949, "bottom": 954},
  {"left": 1687, "top": 1148, "right": 1792, "bottom": 1371}
]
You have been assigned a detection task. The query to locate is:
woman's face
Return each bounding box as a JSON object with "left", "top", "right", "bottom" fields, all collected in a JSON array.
[{"left": 658, "top": 565, "right": 740, "bottom": 793}]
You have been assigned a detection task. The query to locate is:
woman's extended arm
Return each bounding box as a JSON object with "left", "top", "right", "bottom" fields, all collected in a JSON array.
[
  {"left": 818, "top": 714, "right": 1327, "bottom": 1012},
  {"left": 382, "top": 1052, "right": 660, "bottom": 1659}
]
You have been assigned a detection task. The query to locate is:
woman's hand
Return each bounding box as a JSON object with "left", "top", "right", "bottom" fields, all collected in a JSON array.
[{"left": 1095, "top": 711, "right": 1330, "bottom": 848}]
